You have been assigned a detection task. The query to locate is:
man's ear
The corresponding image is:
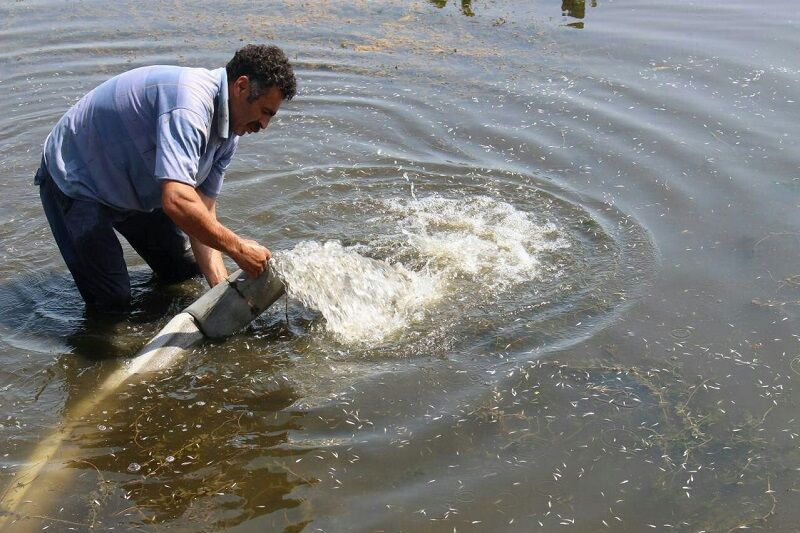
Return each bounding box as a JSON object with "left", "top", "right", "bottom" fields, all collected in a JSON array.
[{"left": 233, "top": 75, "right": 250, "bottom": 97}]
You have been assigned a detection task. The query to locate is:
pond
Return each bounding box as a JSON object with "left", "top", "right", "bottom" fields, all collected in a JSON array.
[{"left": 1, "top": 0, "right": 799, "bottom": 530}]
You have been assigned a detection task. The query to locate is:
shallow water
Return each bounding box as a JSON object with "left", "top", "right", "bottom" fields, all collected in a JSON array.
[{"left": 1, "top": 0, "right": 799, "bottom": 530}]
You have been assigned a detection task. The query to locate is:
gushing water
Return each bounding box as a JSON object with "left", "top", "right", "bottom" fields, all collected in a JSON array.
[
  {"left": 273, "top": 240, "right": 439, "bottom": 343},
  {"left": 273, "top": 195, "right": 570, "bottom": 344}
]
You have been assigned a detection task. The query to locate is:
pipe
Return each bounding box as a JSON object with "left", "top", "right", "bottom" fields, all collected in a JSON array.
[{"left": 0, "top": 266, "right": 285, "bottom": 528}]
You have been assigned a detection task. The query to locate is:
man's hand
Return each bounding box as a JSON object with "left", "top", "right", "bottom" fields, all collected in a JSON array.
[{"left": 232, "top": 239, "right": 272, "bottom": 278}]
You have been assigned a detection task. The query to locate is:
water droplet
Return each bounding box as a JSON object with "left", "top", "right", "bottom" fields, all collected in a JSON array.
[{"left": 127, "top": 462, "right": 141, "bottom": 473}]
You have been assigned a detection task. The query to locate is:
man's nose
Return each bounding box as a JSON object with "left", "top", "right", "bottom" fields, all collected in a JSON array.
[{"left": 259, "top": 117, "right": 270, "bottom": 129}]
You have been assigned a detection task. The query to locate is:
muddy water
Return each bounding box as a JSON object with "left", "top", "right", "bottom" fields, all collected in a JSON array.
[{"left": 1, "top": 0, "right": 799, "bottom": 531}]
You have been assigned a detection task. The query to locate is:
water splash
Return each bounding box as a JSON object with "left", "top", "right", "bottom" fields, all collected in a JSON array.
[
  {"left": 273, "top": 195, "right": 570, "bottom": 344},
  {"left": 377, "top": 195, "right": 570, "bottom": 287},
  {"left": 273, "top": 241, "right": 440, "bottom": 344}
]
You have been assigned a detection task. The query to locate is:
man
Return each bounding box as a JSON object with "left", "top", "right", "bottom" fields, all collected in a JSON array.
[{"left": 35, "top": 44, "right": 296, "bottom": 314}]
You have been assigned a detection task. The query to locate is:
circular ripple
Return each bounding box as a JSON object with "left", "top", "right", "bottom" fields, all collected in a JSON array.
[{"left": 244, "top": 162, "right": 656, "bottom": 365}]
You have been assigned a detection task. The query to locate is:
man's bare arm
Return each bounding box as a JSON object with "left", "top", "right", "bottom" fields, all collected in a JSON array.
[
  {"left": 189, "top": 193, "right": 228, "bottom": 287},
  {"left": 160, "top": 180, "right": 271, "bottom": 278}
]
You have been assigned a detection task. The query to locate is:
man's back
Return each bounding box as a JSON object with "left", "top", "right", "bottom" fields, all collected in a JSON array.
[{"left": 42, "top": 65, "right": 236, "bottom": 212}]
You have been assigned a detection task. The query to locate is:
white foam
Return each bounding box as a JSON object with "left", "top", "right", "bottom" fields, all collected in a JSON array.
[
  {"left": 379, "top": 195, "right": 570, "bottom": 288},
  {"left": 273, "top": 241, "right": 440, "bottom": 344},
  {"left": 273, "top": 195, "right": 569, "bottom": 344}
]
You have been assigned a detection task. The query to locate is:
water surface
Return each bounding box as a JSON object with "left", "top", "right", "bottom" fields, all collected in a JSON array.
[{"left": 1, "top": 0, "right": 799, "bottom": 530}]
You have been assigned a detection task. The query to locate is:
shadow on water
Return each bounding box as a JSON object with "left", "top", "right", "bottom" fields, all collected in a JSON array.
[{"left": 0, "top": 269, "right": 203, "bottom": 360}]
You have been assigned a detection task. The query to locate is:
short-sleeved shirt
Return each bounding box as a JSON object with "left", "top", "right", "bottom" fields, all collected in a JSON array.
[{"left": 38, "top": 66, "right": 239, "bottom": 212}]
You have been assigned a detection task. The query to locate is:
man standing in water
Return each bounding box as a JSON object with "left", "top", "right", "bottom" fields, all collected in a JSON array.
[{"left": 35, "top": 44, "right": 296, "bottom": 314}]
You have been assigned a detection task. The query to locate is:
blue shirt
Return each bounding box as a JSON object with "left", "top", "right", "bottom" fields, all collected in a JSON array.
[{"left": 39, "top": 66, "right": 239, "bottom": 212}]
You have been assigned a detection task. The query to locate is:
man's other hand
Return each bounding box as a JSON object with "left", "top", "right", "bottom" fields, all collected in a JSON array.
[{"left": 233, "top": 239, "right": 272, "bottom": 278}]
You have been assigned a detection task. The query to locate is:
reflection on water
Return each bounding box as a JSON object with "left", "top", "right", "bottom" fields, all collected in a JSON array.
[
  {"left": 562, "top": 0, "right": 598, "bottom": 28},
  {"left": 428, "top": 0, "right": 475, "bottom": 17},
  {"left": 426, "top": 0, "right": 597, "bottom": 26},
  {"left": 562, "top": 0, "right": 597, "bottom": 19}
]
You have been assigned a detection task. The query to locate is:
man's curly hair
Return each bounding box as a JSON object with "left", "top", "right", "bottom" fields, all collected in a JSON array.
[{"left": 226, "top": 44, "right": 296, "bottom": 101}]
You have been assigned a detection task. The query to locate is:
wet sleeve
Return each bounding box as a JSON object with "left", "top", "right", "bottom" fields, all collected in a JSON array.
[
  {"left": 198, "top": 136, "right": 239, "bottom": 198},
  {"left": 154, "top": 108, "right": 208, "bottom": 187}
]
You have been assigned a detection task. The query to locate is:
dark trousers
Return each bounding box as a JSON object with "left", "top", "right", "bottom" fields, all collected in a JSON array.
[{"left": 37, "top": 163, "right": 200, "bottom": 314}]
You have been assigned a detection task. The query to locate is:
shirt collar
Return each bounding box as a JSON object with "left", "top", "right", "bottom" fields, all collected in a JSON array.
[{"left": 215, "top": 68, "right": 229, "bottom": 139}]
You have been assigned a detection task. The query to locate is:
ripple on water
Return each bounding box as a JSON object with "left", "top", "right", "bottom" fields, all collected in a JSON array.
[{"left": 257, "top": 163, "right": 656, "bottom": 370}]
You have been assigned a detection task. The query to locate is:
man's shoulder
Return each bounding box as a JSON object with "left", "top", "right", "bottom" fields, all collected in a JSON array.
[
  {"left": 118, "top": 66, "right": 219, "bottom": 121},
  {"left": 119, "top": 65, "right": 220, "bottom": 98},
  {"left": 116, "top": 64, "right": 182, "bottom": 86},
  {"left": 168, "top": 67, "right": 223, "bottom": 117}
]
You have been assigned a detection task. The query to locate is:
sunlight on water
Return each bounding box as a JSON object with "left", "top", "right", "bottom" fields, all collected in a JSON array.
[{"left": 274, "top": 195, "right": 570, "bottom": 343}]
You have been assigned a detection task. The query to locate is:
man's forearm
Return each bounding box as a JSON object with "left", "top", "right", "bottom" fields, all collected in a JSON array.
[
  {"left": 161, "top": 182, "right": 243, "bottom": 257},
  {"left": 190, "top": 237, "right": 228, "bottom": 287},
  {"left": 161, "top": 181, "right": 271, "bottom": 279}
]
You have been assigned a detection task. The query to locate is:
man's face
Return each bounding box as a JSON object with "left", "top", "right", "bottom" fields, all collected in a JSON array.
[{"left": 229, "top": 76, "right": 284, "bottom": 137}]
